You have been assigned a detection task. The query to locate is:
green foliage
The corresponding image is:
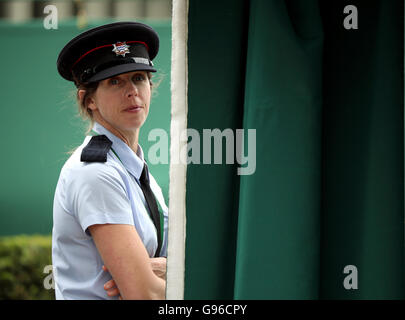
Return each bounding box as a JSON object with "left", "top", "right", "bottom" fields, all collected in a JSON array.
[{"left": 0, "top": 234, "right": 54, "bottom": 300}]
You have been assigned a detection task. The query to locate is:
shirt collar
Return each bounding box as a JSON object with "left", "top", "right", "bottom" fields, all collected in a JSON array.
[{"left": 92, "top": 122, "right": 144, "bottom": 180}]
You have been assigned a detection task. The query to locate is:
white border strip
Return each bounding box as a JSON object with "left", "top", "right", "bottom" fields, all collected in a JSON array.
[{"left": 166, "top": 0, "right": 189, "bottom": 300}]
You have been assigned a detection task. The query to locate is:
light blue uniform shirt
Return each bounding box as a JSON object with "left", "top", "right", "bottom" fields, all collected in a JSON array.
[{"left": 52, "top": 122, "right": 168, "bottom": 300}]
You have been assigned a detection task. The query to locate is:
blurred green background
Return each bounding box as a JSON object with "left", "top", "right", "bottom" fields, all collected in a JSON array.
[{"left": 0, "top": 18, "right": 171, "bottom": 237}]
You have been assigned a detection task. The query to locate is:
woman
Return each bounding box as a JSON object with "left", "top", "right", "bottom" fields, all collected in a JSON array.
[{"left": 52, "top": 22, "right": 168, "bottom": 300}]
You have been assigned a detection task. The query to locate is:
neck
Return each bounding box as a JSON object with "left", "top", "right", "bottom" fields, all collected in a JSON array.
[{"left": 94, "top": 115, "right": 140, "bottom": 154}]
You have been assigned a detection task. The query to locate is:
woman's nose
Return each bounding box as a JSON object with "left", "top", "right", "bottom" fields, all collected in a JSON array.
[{"left": 126, "top": 81, "right": 138, "bottom": 97}]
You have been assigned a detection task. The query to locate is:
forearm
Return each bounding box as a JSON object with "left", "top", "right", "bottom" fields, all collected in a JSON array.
[
  {"left": 90, "top": 224, "right": 166, "bottom": 300},
  {"left": 103, "top": 257, "right": 167, "bottom": 299},
  {"left": 118, "top": 266, "right": 166, "bottom": 300},
  {"left": 141, "top": 277, "right": 165, "bottom": 300}
]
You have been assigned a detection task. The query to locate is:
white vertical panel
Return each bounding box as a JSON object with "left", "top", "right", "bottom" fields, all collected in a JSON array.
[{"left": 166, "top": 0, "right": 188, "bottom": 300}]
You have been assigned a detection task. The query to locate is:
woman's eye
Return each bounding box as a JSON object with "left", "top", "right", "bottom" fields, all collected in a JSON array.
[
  {"left": 133, "top": 74, "right": 146, "bottom": 81},
  {"left": 110, "top": 78, "right": 120, "bottom": 85}
]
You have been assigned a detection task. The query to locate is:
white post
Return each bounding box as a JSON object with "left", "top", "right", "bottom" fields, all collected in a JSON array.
[{"left": 166, "top": 0, "right": 188, "bottom": 300}]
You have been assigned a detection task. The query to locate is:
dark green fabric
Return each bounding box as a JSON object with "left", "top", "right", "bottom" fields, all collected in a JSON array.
[
  {"left": 234, "top": 0, "right": 323, "bottom": 299},
  {"left": 320, "top": 0, "right": 404, "bottom": 299},
  {"left": 185, "top": 0, "right": 404, "bottom": 299},
  {"left": 185, "top": 0, "right": 248, "bottom": 299}
]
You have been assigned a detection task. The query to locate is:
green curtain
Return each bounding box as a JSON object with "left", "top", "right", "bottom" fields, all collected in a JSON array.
[{"left": 185, "top": 0, "right": 404, "bottom": 299}]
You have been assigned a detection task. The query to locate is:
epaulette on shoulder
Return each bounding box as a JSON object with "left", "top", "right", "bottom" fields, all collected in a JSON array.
[{"left": 80, "top": 135, "right": 112, "bottom": 163}]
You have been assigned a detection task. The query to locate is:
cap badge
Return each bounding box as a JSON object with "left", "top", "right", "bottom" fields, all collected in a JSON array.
[{"left": 112, "top": 42, "right": 130, "bottom": 57}]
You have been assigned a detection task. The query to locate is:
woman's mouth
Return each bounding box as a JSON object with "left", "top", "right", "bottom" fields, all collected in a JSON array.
[{"left": 124, "top": 105, "right": 143, "bottom": 113}]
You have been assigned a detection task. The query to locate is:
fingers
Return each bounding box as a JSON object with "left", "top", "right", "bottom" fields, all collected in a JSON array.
[
  {"left": 102, "top": 266, "right": 121, "bottom": 298},
  {"left": 150, "top": 257, "right": 167, "bottom": 280},
  {"left": 104, "top": 279, "right": 115, "bottom": 290},
  {"left": 106, "top": 287, "right": 120, "bottom": 297},
  {"left": 150, "top": 257, "right": 167, "bottom": 269},
  {"left": 150, "top": 257, "right": 167, "bottom": 264},
  {"left": 102, "top": 266, "right": 122, "bottom": 298},
  {"left": 104, "top": 279, "right": 121, "bottom": 297}
]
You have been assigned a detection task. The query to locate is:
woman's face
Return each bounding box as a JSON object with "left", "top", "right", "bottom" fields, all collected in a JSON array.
[{"left": 87, "top": 71, "right": 151, "bottom": 133}]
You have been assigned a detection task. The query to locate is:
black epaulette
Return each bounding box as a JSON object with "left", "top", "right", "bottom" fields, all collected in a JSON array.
[{"left": 80, "top": 135, "right": 112, "bottom": 162}]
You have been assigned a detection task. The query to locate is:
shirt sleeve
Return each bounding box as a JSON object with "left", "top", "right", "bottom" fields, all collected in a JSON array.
[{"left": 67, "top": 162, "right": 134, "bottom": 236}]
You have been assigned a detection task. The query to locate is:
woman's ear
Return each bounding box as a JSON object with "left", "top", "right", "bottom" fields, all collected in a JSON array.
[
  {"left": 79, "top": 89, "right": 97, "bottom": 111},
  {"left": 87, "top": 97, "right": 97, "bottom": 111}
]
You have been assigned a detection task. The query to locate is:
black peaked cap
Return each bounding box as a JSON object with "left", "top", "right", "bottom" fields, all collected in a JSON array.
[{"left": 57, "top": 21, "right": 159, "bottom": 84}]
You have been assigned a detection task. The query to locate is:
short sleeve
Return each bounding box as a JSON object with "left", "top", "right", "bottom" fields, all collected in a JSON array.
[{"left": 67, "top": 163, "right": 134, "bottom": 235}]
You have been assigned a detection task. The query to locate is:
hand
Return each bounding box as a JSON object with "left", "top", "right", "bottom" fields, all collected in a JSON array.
[
  {"left": 150, "top": 257, "right": 167, "bottom": 280},
  {"left": 102, "top": 265, "right": 122, "bottom": 299}
]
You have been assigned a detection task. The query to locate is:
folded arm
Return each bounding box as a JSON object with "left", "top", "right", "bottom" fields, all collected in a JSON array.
[{"left": 89, "top": 223, "right": 165, "bottom": 300}]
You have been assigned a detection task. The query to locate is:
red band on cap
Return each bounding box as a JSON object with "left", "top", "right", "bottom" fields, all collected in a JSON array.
[{"left": 71, "top": 40, "right": 150, "bottom": 71}]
